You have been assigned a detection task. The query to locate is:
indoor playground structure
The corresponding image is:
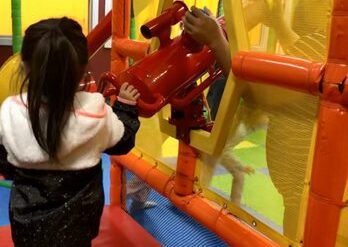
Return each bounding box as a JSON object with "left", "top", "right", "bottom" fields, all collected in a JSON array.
[{"left": 0, "top": 0, "right": 348, "bottom": 246}]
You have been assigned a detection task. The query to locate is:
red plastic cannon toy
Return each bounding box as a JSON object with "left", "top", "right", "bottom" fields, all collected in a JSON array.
[{"left": 99, "top": 1, "right": 223, "bottom": 117}]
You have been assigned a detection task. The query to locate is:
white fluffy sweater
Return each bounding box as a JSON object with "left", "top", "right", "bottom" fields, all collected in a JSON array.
[{"left": 0, "top": 92, "right": 124, "bottom": 170}]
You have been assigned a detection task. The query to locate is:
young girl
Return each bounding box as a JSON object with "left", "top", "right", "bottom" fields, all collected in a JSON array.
[{"left": 0, "top": 17, "right": 140, "bottom": 247}]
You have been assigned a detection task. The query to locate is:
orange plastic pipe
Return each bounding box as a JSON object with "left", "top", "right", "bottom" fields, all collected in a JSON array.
[
  {"left": 303, "top": 1, "right": 348, "bottom": 244},
  {"left": 174, "top": 141, "right": 198, "bottom": 196},
  {"left": 112, "top": 153, "right": 279, "bottom": 247},
  {"left": 232, "top": 51, "right": 324, "bottom": 95},
  {"left": 113, "top": 38, "right": 149, "bottom": 61},
  {"left": 111, "top": 0, "right": 130, "bottom": 75},
  {"left": 303, "top": 100, "right": 348, "bottom": 247},
  {"left": 327, "top": 0, "right": 348, "bottom": 64}
]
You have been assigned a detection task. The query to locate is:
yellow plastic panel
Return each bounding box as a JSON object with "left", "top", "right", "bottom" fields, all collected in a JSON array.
[
  {"left": 0, "top": 0, "right": 88, "bottom": 35},
  {"left": 133, "top": 0, "right": 161, "bottom": 41}
]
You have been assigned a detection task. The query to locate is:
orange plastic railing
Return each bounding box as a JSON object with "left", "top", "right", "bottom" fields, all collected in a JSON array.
[{"left": 111, "top": 153, "right": 278, "bottom": 247}]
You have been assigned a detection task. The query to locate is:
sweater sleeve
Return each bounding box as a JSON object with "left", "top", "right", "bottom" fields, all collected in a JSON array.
[{"left": 104, "top": 101, "right": 140, "bottom": 155}]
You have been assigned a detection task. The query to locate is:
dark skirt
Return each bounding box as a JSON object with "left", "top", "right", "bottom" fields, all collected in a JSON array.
[{"left": 9, "top": 162, "right": 104, "bottom": 247}]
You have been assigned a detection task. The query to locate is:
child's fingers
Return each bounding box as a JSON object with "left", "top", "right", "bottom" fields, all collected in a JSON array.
[
  {"left": 203, "top": 6, "right": 213, "bottom": 17},
  {"left": 184, "top": 11, "right": 198, "bottom": 25},
  {"left": 131, "top": 88, "right": 139, "bottom": 95},
  {"left": 120, "top": 82, "right": 129, "bottom": 91},
  {"left": 183, "top": 19, "right": 195, "bottom": 34},
  {"left": 134, "top": 92, "right": 140, "bottom": 100},
  {"left": 120, "top": 83, "right": 130, "bottom": 94},
  {"left": 191, "top": 6, "right": 206, "bottom": 18},
  {"left": 129, "top": 87, "right": 140, "bottom": 96},
  {"left": 126, "top": 84, "right": 135, "bottom": 92}
]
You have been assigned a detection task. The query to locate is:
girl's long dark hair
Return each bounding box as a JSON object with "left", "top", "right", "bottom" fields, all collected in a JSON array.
[{"left": 20, "top": 17, "right": 88, "bottom": 159}]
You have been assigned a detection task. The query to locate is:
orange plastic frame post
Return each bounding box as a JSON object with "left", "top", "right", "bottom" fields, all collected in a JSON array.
[
  {"left": 173, "top": 140, "right": 198, "bottom": 196},
  {"left": 109, "top": 160, "right": 126, "bottom": 207},
  {"left": 304, "top": 100, "right": 348, "bottom": 247},
  {"left": 111, "top": 0, "right": 130, "bottom": 74},
  {"left": 303, "top": 1, "right": 348, "bottom": 245}
]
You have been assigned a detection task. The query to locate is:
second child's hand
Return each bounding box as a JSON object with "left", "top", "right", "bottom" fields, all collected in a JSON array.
[{"left": 183, "top": 6, "right": 231, "bottom": 77}]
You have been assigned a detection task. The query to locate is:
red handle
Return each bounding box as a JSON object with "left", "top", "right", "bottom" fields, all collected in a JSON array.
[
  {"left": 87, "top": 11, "right": 112, "bottom": 58},
  {"left": 137, "top": 94, "right": 166, "bottom": 118},
  {"left": 98, "top": 71, "right": 166, "bottom": 117},
  {"left": 140, "top": 1, "right": 188, "bottom": 39}
]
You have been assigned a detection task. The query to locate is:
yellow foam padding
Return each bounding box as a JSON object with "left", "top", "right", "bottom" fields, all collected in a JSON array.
[
  {"left": 0, "top": 54, "right": 23, "bottom": 104},
  {"left": 0, "top": 0, "right": 88, "bottom": 35}
]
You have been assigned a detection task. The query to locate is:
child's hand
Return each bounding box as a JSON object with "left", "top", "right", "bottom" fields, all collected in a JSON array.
[
  {"left": 118, "top": 82, "right": 140, "bottom": 105},
  {"left": 183, "top": 6, "right": 223, "bottom": 49},
  {"left": 243, "top": 165, "right": 255, "bottom": 175}
]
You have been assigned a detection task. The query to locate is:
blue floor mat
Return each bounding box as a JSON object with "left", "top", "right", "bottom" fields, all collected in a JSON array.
[
  {"left": 127, "top": 180, "right": 228, "bottom": 247},
  {"left": 102, "top": 153, "right": 111, "bottom": 205},
  {"left": 0, "top": 186, "right": 10, "bottom": 226}
]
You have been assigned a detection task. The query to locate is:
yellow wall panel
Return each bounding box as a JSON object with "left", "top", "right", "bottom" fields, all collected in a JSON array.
[
  {"left": 0, "top": 0, "right": 88, "bottom": 36},
  {"left": 133, "top": 0, "right": 160, "bottom": 40}
]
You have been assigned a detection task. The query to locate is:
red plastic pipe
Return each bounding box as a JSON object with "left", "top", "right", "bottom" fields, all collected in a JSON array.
[{"left": 87, "top": 11, "right": 112, "bottom": 58}]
